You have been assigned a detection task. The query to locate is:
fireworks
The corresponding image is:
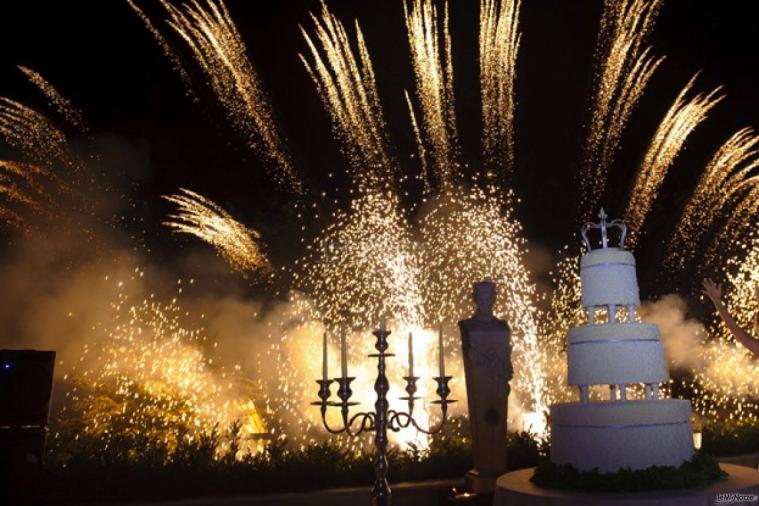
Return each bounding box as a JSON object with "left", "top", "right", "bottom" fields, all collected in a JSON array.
[
  {"left": 417, "top": 186, "right": 548, "bottom": 431},
  {"left": 0, "top": 0, "right": 755, "bottom": 463},
  {"left": 300, "top": 2, "right": 393, "bottom": 188},
  {"left": 479, "top": 0, "right": 521, "bottom": 175},
  {"left": 138, "top": 0, "right": 301, "bottom": 192},
  {"left": 18, "top": 66, "right": 88, "bottom": 135},
  {"left": 0, "top": 98, "right": 72, "bottom": 168},
  {"left": 404, "top": 0, "right": 458, "bottom": 186},
  {"left": 299, "top": 190, "right": 424, "bottom": 330},
  {"left": 690, "top": 235, "right": 759, "bottom": 423},
  {"left": 132, "top": 0, "right": 759, "bottom": 444},
  {"left": 667, "top": 127, "right": 759, "bottom": 270},
  {"left": 0, "top": 86, "right": 82, "bottom": 230},
  {"left": 163, "top": 188, "right": 271, "bottom": 276},
  {"left": 126, "top": 0, "right": 196, "bottom": 97},
  {"left": 624, "top": 74, "right": 724, "bottom": 246},
  {"left": 582, "top": 0, "right": 663, "bottom": 216},
  {"left": 58, "top": 272, "right": 267, "bottom": 458},
  {"left": 705, "top": 183, "right": 759, "bottom": 267},
  {"left": 0, "top": 160, "right": 50, "bottom": 217},
  {"left": 538, "top": 251, "right": 584, "bottom": 407}
]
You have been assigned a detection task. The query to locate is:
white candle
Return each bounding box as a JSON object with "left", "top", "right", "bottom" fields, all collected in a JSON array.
[
  {"left": 322, "top": 331, "right": 328, "bottom": 381},
  {"left": 380, "top": 314, "right": 386, "bottom": 332},
  {"left": 408, "top": 331, "right": 414, "bottom": 378},
  {"left": 438, "top": 323, "right": 445, "bottom": 378},
  {"left": 693, "top": 431, "right": 702, "bottom": 450},
  {"left": 340, "top": 328, "right": 348, "bottom": 379}
]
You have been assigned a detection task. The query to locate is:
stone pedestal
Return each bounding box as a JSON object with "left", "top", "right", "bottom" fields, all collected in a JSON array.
[
  {"left": 494, "top": 464, "right": 759, "bottom": 506},
  {"left": 458, "top": 282, "right": 512, "bottom": 494}
]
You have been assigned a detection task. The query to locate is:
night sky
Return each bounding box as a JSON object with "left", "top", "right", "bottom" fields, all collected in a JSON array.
[{"left": 0, "top": 1, "right": 757, "bottom": 293}]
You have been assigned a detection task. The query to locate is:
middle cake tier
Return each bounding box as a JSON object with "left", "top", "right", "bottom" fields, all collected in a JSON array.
[{"left": 568, "top": 322, "right": 668, "bottom": 386}]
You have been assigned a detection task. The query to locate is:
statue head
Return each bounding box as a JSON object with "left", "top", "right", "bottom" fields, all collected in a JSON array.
[{"left": 473, "top": 281, "right": 496, "bottom": 319}]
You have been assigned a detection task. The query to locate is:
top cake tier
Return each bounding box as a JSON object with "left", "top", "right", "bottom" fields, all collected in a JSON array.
[{"left": 580, "top": 248, "right": 640, "bottom": 308}]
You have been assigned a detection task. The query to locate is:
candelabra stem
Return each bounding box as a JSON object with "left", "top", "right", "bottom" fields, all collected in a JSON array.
[{"left": 371, "top": 328, "right": 391, "bottom": 506}]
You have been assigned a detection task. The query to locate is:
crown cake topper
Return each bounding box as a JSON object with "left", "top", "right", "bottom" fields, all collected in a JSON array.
[{"left": 581, "top": 208, "right": 627, "bottom": 250}]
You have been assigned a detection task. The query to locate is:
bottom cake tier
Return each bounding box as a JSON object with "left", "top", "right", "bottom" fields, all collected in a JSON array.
[{"left": 550, "top": 399, "right": 694, "bottom": 472}]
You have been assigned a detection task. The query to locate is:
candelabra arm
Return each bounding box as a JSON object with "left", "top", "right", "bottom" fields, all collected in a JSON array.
[
  {"left": 313, "top": 378, "right": 374, "bottom": 435},
  {"left": 388, "top": 375, "right": 456, "bottom": 434}
]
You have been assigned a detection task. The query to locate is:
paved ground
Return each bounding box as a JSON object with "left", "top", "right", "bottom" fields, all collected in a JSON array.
[
  {"left": 96, "top": 455, "right": 759, "bottom": 506},
  {"left": 121, "top": 479, "right": 463, "bottom": 506}
]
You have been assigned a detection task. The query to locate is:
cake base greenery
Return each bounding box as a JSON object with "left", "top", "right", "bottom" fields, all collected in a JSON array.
[{"left": 530, "top": 453, "right": 727, "bottom": 492}]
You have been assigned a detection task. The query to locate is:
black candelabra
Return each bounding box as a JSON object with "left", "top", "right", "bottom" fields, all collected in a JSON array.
[{"left": 313, "top": 321, "right": 456, "bottom": 506}]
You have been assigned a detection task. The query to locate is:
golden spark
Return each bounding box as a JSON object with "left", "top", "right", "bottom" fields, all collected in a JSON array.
[
  {"left": 163, "top": 188, "right": 272, "bottom": 276},
  {"left": 480, "top": 0, "right": 521, "bottom": 175},
  {"left": 299, "top": 189, "right": 424, "bottom": 330},
  {"left": 404, "top": 0, "right": 458, "bottom": 186},
  {"left": 62, "top": 274, "right": 268, "bottom": 458},
  {"left": 17, "top": 65, "right": 88, "bottom": 134},
  {"left": 151, "top": 0, "right": 301, "bottom": 192},
  {"left": 667, "top": 127, "right": 759, "bottom": 270},
  {"left": 0, "top": 98, "right": 72, "bottom": 168},
  {"left": 300, "top": 1, "right": 393, "bottom": 188},
  {"left": 582, "top": 0, "right": 663, "bottom": 216},
  {"left": 624, "top": 73, "right": 723, "bottom": 246},
  {"left": 126, "top": 0, "right": 196, "bottom": 98},
  {"left": 417, "top": 185, "right": 549, "bottom": 433}
]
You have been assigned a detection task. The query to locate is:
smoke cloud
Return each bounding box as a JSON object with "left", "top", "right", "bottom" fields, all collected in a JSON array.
[{"left": 638, "top": 293, "right": 706, "bottom": 372}]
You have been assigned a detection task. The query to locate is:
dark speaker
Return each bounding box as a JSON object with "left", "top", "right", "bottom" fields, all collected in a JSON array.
[
  {"left": 0, "top": 427, "right": 47, "bottom": 502},
  {"left": 0, "top": 350, "right": 56, "bottom": 427}
]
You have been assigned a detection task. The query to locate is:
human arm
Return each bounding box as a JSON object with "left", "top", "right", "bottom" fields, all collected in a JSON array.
[{"left": 702, "top": 278, "right": 759, "bottom": 357}]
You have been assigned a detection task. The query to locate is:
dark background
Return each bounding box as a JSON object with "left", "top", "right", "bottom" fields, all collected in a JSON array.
[{"left": 0, "top": 0, "right": 756, "bottom": 290}]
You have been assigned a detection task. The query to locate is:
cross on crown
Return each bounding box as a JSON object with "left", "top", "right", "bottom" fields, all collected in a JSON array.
[{"left": 581, "top": 208, "right": 628, "bottom": 251}]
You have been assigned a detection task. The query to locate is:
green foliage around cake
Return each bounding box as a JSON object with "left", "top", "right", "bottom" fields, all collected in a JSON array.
[{"left": 531, "top": 453, "right": 727, "bottom": 492}]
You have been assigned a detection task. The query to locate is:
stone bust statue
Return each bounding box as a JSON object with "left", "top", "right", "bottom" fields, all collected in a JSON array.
[{"left": 458, "top": 281, "right": 512, "bottom": 493}]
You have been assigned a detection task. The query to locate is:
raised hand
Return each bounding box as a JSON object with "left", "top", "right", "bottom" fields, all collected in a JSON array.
[{"left": 702, "top": 278, "right": 723, "bottom": 306}]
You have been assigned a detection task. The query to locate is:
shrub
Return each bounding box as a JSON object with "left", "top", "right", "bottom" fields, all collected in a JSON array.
[{"left": 531, "top": 453, "right": 727, "bottom": 492}]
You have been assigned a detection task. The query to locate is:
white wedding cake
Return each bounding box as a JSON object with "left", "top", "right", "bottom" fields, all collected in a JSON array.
[{"left": 549, "top": 210, "right": 694, "bottom": 472}]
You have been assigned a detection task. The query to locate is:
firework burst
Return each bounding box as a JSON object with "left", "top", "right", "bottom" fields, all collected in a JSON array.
[
  {"left": 667, "top": 127, "right": 759, "bottom": 270},
  {"left": 126, "top": 0, "right": 196, "bottom": 97},
  {"left": 705, "top": 183, "right": 759, "bottom": 266},
  {"left": 142, "top": 0, "right": 301, "bottom": 192},
  {"left": 624, "top": 73, "right": 723, "bottom": 246},
  {"left": 404, "top": 0, "right": 458, "bottom": 186},
  {"left": 479, "top": 0, "right": 521, "bottom": 175},
  {"left": 582, "top": 0, "right": 663, "bottom": 216},
  {"left": 163, "top": 188, "right": 271, "bottom": 276},
  {"left": 0, "top": 83, "right": 86, "bottom": 230},
  {"left": 299, "top": 190, "right": 424, "bottom": 330},
  {"left": 57, "top": 272, "right": 267, "bottom": 458},
  {"left": 29, "top": 0, "right": 758, "bottom": 455},
  {"left": 300, "top": 1, "right": 393, "bottom": 188},
  {"left": 0, "top": 98, "right": 73, "bottom": 169},
  {"left": 18, "top": 66, "right": 88, "bottom": 135},
  {"left": 690, "top": 235, "right": 759, "bottom": 424},
  {"left": 417, "top": 185, "right": 548, "bottom": 431}
]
